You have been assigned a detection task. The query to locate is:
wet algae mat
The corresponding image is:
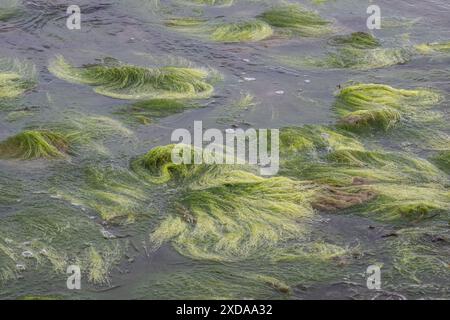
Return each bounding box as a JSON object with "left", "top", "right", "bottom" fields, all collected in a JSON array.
[{"left": 0, "top": 0, "right": 449, "bottom": 299}]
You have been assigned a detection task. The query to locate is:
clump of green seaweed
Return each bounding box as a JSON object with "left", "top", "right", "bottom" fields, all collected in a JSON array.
[
  {"left": 334, "top": 83, "right": 442, "bottom": 131},
  {"left": 385, "top": 226, "right": 450, "bottom": 285},
  {"left": 184, "top": 0, "right": 234, "bottom": 7},
  {"left": 0, "top": 202, "right": 124, "bottom": 285},
  {"left": 0, "top": 114, "right": 133, "bottom": 160},
  {"left": 132, "top": 145, "right": 318, "bottom": 262},
  {"left": 431, "top": 150, "right": 450, "bottom": 174},
  {"left": 211, "top": 20, "right": 273, "bottom": 43},
  {"left": 0, "top": 0, "right": 21, "bottom": 21},
  {"left": 277, "top": 124, "right": 449, "bottom": 222},
  {"left": 48, "top": 56, "right": 215, "bottom": 100},
  {"left": 328, "top": 32, "right": 381, "bottom": 49},
  {"left": 258, "top": 3, "right": 332, "bottom": 37},
  {"left": 277, "top": 36, "right": 450, "bottom": 70},
  {"left": 0, "top": 58, "right": 36, "bottom": 100},
  {"left": 116, "top": 99, "right": 190, "bottom": 125},
  {"left": 0, "top": 130, "right": 71, "bottom": 160}
]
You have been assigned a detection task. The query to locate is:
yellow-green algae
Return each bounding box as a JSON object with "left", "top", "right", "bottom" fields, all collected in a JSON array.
[
  {"left": 165, "top": 17, "right": 206, "bottom": 28},
  {"left": 133, "top": 242, "right": 354, "bottom": 299},
  {"left": 334, "top": 83, "right": 442, "bottom": 131},
  {"left": 415, "top": 41, "right": 450, "bottom": 54},
  {"left": 0, "top": 114, "right": 133, "bottom": 160},
  {"left": 166, "top": 18, "right": 274, "bottom": 43},
  {"left": 0, "top": 130, "right": 71, "bottom": 160},
  {"left": 133, "top": 145, "right": 319, "bottom": 262},
  {"left": 116, "top": 99, "right": 192, "bottom": 125},
  {"left": 48, "top": 55, "right": 215, "bottom": 100},
  {"left": 0, "top": 58, "right": 36, "bottom": 99},
  {"left": 328, "top": 32, "right": 381, "bottom": 49},
  {"left": 52, "top": 166, "right": 154, "bottom": 224},
  {"left": 0, "top": 202, "right": 125, "bottom": 285},
  {"left": 385, "top": 226, "right": 450, "bottom": 284},
  {"left": 183, "top": 0, "right": 234, "bottom": 7},
  {"left": 211, "top": 20, "right": 273, "bottom": 43},
  {"left": 277, "top": 125, "right": 449, "bottom": 222},
  {"left": 258, "top": 3, "right": 332, "bottom": 37},
  {"left": 277, "top": 38, "right": 450, "bottom": 70},
  {"left": 0, "top": 0, "right": 21, "bottom": 21},
  {"left": 432, "top": 150, "right": 450, "bottom": 174}
]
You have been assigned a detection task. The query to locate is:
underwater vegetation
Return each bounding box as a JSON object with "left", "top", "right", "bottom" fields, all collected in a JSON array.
[
  {"left": 0, "top": 0, "right": 21, "bottom": 21},
  {"left": 258, "top": 4, "right": 332, "bottom": 37},
  {"left": 134, "top": 241, "right": 355, "bottom": 299},
  {"left": 0, "top": 130, "right": 71, "bottom": 160},
  {"left": 0, "top": 58, "right": 36, "bottom": 100},
  {"left": 116, "top": 99, "right": 191, "bottom": 125},
  {"left": 166, "top": 3, "right": 332, "bottom": 42},
  {"left": 432, "top": 150, "right": 450, "bottom": 174},
  {"left": 0, "top": 114, "right": 133, "bottom": 160},
  {"left": 166, "top": 18, "right": 274, "bottom": 43},
  {"left": 328, "top": 32, "right": 381, "bottom": 49},
  {"left": 0, "top": 202, "right": 125, "bottom": 285},
  {"left": 385, "top": 226, "right": 450, "bottom": 285},
  {"left": 132, "top": 145, "right": 319, "bottom": 262},
  {"left": 52, "top": 165, "right": 154, "bottom": 224},
  {"left": 211, "top": 20, "right": 274, "bottom": 43},
  {"left": 414, "top": 41, "right": 450, "bottom": 54},
  {"left": 334, "top": 83, "right": 442, "bottom": 131},
  {"left": 276, "top": 124, "right": 449, "bottom": 222},
  {"left": 183, "top": 0, "right": 234, "bottom": 7},
  {"left": 274, "top": 29, "right": 450, "bottom": 70},
  {"left": 48, "top": 56, "right": 215, "bottom": 100}
]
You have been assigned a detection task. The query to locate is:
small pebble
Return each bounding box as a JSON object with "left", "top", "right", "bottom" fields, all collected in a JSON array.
[
  {"left": 244, "top": 77, "right": 256, "bottom": 81},
  {"left": 16, "top": 264, "right": 26, "bottom": 271},
  {"left": 21, "top": 251, "right": 34, "bottom": 258},
  {"left": 275, "top": 90, "right": 285, "bottom": 95},
  {"left": 101, "top": 229, "right": 116, "bottom": 239},
  {"left": 304, "top": 79, "right": 311, "bottom": 83}
]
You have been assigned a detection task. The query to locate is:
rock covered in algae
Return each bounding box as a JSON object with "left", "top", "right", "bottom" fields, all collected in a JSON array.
[{"left": 48, "top": 55, "right": 215, "bottom": 100}]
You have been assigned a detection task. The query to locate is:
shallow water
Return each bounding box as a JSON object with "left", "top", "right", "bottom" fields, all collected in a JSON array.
[{"left": 0, "top": 0, "right": 449, "bottom": 299}]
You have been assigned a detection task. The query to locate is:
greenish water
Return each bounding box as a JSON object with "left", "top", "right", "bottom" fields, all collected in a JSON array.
[{"left": 0, "top": 0, "right": 449, "bottom": 300}]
